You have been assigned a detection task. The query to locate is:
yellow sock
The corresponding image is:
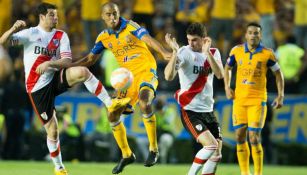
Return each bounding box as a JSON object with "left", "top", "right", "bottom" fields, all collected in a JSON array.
[
  {"left": 251, "top": 144, "right": 263, "bottom": 175},
  {"left": 143, "top": 114, "right": 158, "bottom": 152},
  {"left": 237, "top": 142, "right": 250, "bottom": 175},
  {"left": 112, "top": 122, "right": 132, "bottom": 158}
]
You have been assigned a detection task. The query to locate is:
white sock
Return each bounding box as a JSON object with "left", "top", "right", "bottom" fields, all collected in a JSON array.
[
  {"left": 47, "top": 138, "right": 64, "bottom": 170},
  {"left": 201, "top": 155, "right": 221, "bottom": 175},
  {"left": 84, "top": 74, "right": 112, "bottom": 107},
  {"left": 188, "top": 145, "right": 217, "bottom": 175}
]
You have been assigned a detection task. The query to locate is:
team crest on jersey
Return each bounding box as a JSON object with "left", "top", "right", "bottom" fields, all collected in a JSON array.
[
  {"left": 52, "top": 39, "right": 60, "bottom": 47},
  {"left": 195, "top": 124, "right": 203, "bottom": 131},
  {"left": 125, "top": 35, "right": 133, "bottom": 43},
  {"left": 40, "top": 112, "right": 48, "bottom": 120}
]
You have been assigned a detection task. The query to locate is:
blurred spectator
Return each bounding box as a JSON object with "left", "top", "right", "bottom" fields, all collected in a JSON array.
[
  {"left": 293, "top": 0, "right": 307, "bottom": 50},
  {"left": 253, "top": 0, "right": 278, "bottom": 49},
  {"left": 132, "top": 0, "right": 155, "bottom": 34},
  {"left": 209, "top": 0, "right": 236, "bottom": 59},
  {"left": 0, "top": 0, "right": 12, "bottom": 35},
  {"left": 57, "top": 105, "right": 85, "bottom": 161},
  {"left": 155, "top": 98, "right": 176, "bottom": 164},
  {"left": 0, "top": 58, "right": 31, "bottom": 160},
  {"left": 81, "top": 0, "right": 106, "bottom": 51},
  {"left": 175, "top": 0, "right": 197, "bottom": 44},
  {"left": 0, "top": 45, "right": 13, "bottom": 84},
  {"left": 85, "top": 107, "right": 119, "bottom": 161},
  {"left": 276, "top": 36, "right": 307, "bottom": 94}
]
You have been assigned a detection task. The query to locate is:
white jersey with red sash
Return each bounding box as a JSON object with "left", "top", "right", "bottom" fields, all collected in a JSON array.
[
  {"left": 11, "top": 26, "right": 72, "bottom": 93},
  {"left": 175, "top": 46, "right": 222, "bottom": 112}
]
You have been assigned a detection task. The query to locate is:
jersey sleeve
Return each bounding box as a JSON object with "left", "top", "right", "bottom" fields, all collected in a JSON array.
[
  {"left": 129, "top": 21, "right": 150, "bottom": 39},
  {"left": 59, "top": 32, "right": 72, "bottom": 59},
  {"left": 91, "top": 33, "right": 106, "bottom": 55},
  {"left": 211, "top": 48, "right": 223, "bottom": 67},
  {"left": 226, "top": 47, "right": 237, "bottom": 67},
  {"left": 11, "top": 29, "right": 29, "bottom": 46},
  {"left": 176, "top": 47, "right": 191, "bottom": 69},
  {"left": 267, "top": 51, "right": 280, "bottom": 72}
]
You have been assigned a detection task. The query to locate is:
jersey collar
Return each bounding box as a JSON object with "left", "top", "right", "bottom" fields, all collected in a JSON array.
[
  {"left": 244, "top": 42, "right": 263, "bottom": 54},
  {"left": 107, "top": 17, "right": 128, "bottom": 36}
]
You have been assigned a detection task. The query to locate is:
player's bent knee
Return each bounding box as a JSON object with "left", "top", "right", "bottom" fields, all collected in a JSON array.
[
  {"left": 108, "top": 112, "right": 121, "bottom": 122},
  {"left": 67, "top": 66, "right": 90, "bottom": 83}
]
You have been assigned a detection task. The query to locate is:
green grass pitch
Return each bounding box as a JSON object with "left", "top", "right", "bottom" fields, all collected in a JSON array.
[{"left": 0, "top": 161, "right": 306, "bottom": 175}]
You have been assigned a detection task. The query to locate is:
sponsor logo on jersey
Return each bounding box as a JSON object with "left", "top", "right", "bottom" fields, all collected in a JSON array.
[
  {"left": 34, "top": 46, "right": 57, "bottom": 57},
  {"left": 242, "top": 79, "right": 255, "bottom": 85},
  {"left": 193, "top": 65, "right": 211, "bottom": 75}
]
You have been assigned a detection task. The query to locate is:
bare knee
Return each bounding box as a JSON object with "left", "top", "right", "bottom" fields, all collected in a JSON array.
[
  {"left": 108, "top": 111, "right": 121, "bottom": 123},
  {"left": 44, "top": 117, "right": 59, "bottom": 140},
  {"left": 248, "top": 131, "right": 261, "bottom": 144},
  {"left": 66, "top": 66, "right": 91, "bottom": 85},
  {"left": 139, "top": 89, "right": 154, "bottom": 113},
  {"left": 235, "top": 126, "right": 248, "bottom": 143}
]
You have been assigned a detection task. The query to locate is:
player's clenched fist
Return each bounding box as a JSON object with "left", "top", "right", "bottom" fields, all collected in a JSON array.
[{"left": 12, "top": 20, "right": 26, "bottom": 31}]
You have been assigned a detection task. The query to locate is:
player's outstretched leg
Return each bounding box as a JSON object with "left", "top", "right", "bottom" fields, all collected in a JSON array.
[{"left": 112, "top": 153, "right": 136, "bottom": 174}]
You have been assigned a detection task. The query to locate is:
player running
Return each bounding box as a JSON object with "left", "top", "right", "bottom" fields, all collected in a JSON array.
[{"left": 0, "top": 3, "right": 130, "bottom": 175}]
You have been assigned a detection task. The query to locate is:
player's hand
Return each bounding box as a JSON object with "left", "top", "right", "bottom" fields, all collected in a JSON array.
[
  {"left": 36, "top": 61, "right": 51, "bottom": 75},
  {"left": 202, "top": 37, "right": 212, "bottom": 53},
  {"left": 225, "top": 87, "right": 234, "bottom": 99},
  {"left": 165, "top": 33, "right": 179, "bottom": 51},
  {"left": 11, "top": 20, "right": 26, "bottom": 32},
  {"left": 272, "top": 96, "right": 284, "bottom": 109}
]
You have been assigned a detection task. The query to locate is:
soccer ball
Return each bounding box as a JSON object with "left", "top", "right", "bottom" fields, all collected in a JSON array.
[{"left": 110, "top": 68, "right": 133, "bottom": 91}]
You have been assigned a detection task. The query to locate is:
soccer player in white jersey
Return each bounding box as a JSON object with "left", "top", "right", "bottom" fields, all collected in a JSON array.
[
  {"left": 0, "top": 3, "right": 130, "bottom": 175},
  {"left": 164, "top": 23, "right": 224, "bottom": 175}
]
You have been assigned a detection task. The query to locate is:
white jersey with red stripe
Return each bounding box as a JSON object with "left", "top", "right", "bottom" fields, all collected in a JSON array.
[
  {"left": 175, "top": 46, "right": 222, "bottom": 112},
  {"left": 11, "top": 26, "right": 72, "bottom": 93}
]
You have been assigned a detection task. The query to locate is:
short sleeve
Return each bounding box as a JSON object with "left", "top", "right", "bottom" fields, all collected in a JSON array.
[
  {"left": 267, "top": 51, "right": 280, "bottom": 72},
  {"left": 129, "top": 21, "right": 149, "bottom": 39},
  {"left": 176, "top": 47, "right": 191, "bottom": 69},
  {"left": 59, "top": 32, "right": 72, "bottom": 59},
  {"left": 226, "top": 47, "right": 237, "bottom": 67},
  {"left": 91, "top": 33, "right": 105, "bottom": 55},
  {"left": 11, "top": 29, "right": 29, "bottom": 45},
  {"left": 210, "top": 48, "right": 222, "bottom": 66}
]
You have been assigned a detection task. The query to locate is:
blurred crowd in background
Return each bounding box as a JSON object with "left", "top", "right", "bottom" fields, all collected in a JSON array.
[{"left": 0, "top": 0, "right": 307, "bottom": 164}]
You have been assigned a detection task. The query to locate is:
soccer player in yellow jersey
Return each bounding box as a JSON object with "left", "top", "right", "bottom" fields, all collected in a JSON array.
[
  {"left": 224, "top": 22, "right": 284, "bottom": 175},
  {"left": 72, "top": 2, "right": 171, "bottom": 174}
]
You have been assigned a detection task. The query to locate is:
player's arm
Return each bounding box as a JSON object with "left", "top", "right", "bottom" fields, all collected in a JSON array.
[
  {"left": 224, "top": 64, "right": 234, "bottom": 99},
  {"left": 0, "top": 20, "right": 26, "bottom": 45},
  {"left": 270, "top": 59, "right": 284, "bottom": 109},
  {"left": 71, "top": 53, "right": 100, "bottom": 67},
  {"left": 164, "top": 33, "right": 180, "bottom": 81},
  {"left": 202, "top": 37, "right": 224, "bottom": 79},
  {"left": 141, "top": 34, "right": 172, "bottom": 60}
]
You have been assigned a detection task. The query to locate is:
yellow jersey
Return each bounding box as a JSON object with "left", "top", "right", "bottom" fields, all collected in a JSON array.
[
  {"left": 227, "top": 43, "right": 279, "bottom": 105},
  {"left": 253, "top": 0, "right": 275, "bottom": 15},
  {"left": 211, "top": 0, "right": 236, "bottom": 19},
  {"left": 91, "top": 17, "right": 157, "bottom": 74}
]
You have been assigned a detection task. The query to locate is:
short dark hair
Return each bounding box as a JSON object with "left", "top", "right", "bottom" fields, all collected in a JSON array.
[
  {"left": 36, "top": 2, "right": 57, "bottom": 17},
  {"left": 186, "top": 23, "right": 207, "bottom": 37},
  {"left": 246, "top": 22, "right": 262, "bottom": 31}
]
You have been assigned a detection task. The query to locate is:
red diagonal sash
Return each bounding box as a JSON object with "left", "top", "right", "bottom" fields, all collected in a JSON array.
[
  {"left": 26, "top": 30, "right": 63, "bottom": 92},
  {"left": 177, "top": 60, "right": 210, "bottom": 107}
]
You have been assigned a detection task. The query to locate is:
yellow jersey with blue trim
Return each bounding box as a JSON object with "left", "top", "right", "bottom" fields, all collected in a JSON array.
[
  {"left": 227, "top": 43, "right": 280, "bottom": 105},
  {"left": 91, "top": 17, "right": 156, "bottom": 74}
]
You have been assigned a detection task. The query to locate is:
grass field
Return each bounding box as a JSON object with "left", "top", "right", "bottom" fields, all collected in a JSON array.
[{"left": 0, "top": 161, "right": 306, "bottom": 175}]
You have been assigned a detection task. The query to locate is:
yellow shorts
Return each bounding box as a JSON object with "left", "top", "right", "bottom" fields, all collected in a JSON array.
[
  {"left": 116, "top": 68, "right": 158, "bottom": 113},
  {"left": 232, "top": 101, "right": 267, "bottom": 132}
]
